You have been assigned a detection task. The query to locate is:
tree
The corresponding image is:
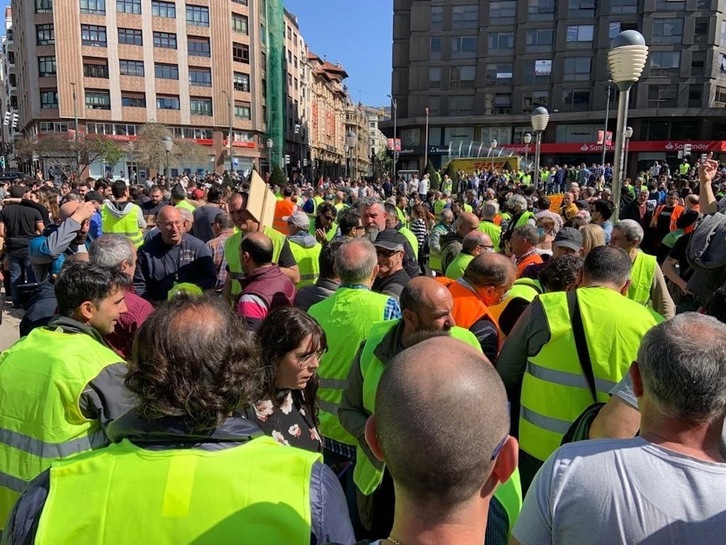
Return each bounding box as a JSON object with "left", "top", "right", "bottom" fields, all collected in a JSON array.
[
  {"left": 269, "top": 165, "right": 286, "bottom": 186},
  {"left": 17, "top": 133, "right": 125, "bottom": 176},
  {"left": 445, "top": 161, "right": 457, "bottom": 184},
  {"left": 130, "top": 122, "right": 210, "bottom": 174},
  {"left": 373, "top": 149, "right": 393, "bottom": 180},
  {"left": 424, "top": 159, "right": 440, "bottom": 191}
]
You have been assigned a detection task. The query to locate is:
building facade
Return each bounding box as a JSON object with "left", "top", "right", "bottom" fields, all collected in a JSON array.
[{"left": 390, "top": 0, "right": 726, "bottom": 174}]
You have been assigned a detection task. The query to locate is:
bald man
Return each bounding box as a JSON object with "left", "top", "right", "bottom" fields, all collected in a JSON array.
[
  {"left": 339, "top": 276, "right": 482, "bottom": 537},
  {"left": 133, "top": 206, "right": 216, "bottom": 304},
  {"left": 444, "top": 230, "right": 493, "bottom": 280},
  {"left": 29, "top": 200, "right": 97, "bottom": 283},
  {"left": 367, "top": 336, "right": 519, "bottom": 545},
  {"left": 440, "top": 211, "right": 480, "bottom": 274}
]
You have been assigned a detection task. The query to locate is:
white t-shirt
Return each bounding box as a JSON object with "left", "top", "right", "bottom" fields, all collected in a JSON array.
[{"left": 513, "top": 437, "right": 726, "bottom": 545}]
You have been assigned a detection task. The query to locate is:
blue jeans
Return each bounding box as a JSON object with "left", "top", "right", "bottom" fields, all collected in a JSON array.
[{"left": 8, "top": 253, "right": 35, "bottom": 307}]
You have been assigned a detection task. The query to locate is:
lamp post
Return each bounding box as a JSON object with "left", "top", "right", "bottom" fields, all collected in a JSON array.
[
  {"left": 523, "top": 132, "right": 532, "bottom": 170},
  {"left": 387, "top": 94, "right": 397, "bottom": 181},
  {"left": 609, "top": 30, "right": 648, "bottom": 221},
  {"left": 346, "top": 130, "right": 357, "bottom": 181},
  {"left": 266, "top": 138, "right": 274, "bottom": 174},
  {"left": 70, "top": 82, "right": 80, "bottom": 175},
  {"left": 488, "top": 139, "right": 497, "bottom": 158},
  {"left": 162, "top": 135, "right": 173, "bottom": 180},
  {"left": 344, "top": 144, "right": 350, "bottom": 178},
  {"left": 222, "top": 90, "right": 234, "bottom": 173},
  {"left": 531, "top": 107, "right": 550, "bottom": 192},
  {"left": 623, "top": 126, "right": 634, "bottom": 181},
  {"left": 601, "top": 81, "right": 612, "bottom": 168}
]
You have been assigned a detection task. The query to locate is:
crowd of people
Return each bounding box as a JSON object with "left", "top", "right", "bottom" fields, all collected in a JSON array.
[{"left": 0, "top": 154, "right": 725, "bottom": 544}]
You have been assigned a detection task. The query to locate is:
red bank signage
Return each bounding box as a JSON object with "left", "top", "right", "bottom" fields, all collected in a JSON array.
[{"left": 500, "top": 140, "right": 726, "bottom": 154}]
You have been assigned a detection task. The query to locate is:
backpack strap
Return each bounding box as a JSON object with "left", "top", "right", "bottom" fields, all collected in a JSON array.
[{"left": 566, "top": 290, "right": 597, "bottom": 403}]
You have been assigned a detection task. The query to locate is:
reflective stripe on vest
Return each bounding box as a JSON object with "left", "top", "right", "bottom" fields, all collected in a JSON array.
[
  {"left": 224, "top": 227, "right": 286, "bottom": 297},
  {"left": 0, "top": 328, "right": 121, "bottom": 530},
  {"left": 101, "top": 204, "right": 144, "bottom": 248},
  {"left": 354, "top": 321, "right": 482, "bottom": 496},
  {"left": 519, "top": 288, "right": 659, "bottom": 463},
  {"left": 288, "top": 240, "right": 321, "bottom": 288},
  {"left": 35, "top": 436, "right": 320, "bottom": 544},
  {"left": 308, "top": 289, "right": 390, "bottom": 446},
  {"left": 627, "top": 250, "right": 656, "bottom": 306}
]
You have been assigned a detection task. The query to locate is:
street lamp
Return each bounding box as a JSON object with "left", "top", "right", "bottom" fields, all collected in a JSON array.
[
  {"left": 608, "top": 30, "right": 648, "bottom": 221},
  {"left": 531, "top": 107, "right": 550, "bottom": 191},
  {"left": 344, "top": 144, "right": 349, "bottom": 178},
  {"left": 387, "top": 94, "right": 397, "bottom": 181},
  {"left": 623, "top": 126, "right": 634, "bottom": 181},
  {"left": 221, "top": 90, "right": 234, "bottom": 173},
  {"left": 266, "top": 138, "right": 274, "bottom": 174},
  {"left": 162, "top": 135, "right": 173, "bottom": 179},
  {"left": 523, "top": 133, "right": 532, "bottom": 169},
  {"left": 601, "top": 81, "right": 612, "bottom": 168},
  {"left": 346, "top": 130, "right": 357, "bottom": 181},
  {"left": 488, "top": 139, "right": 498, "bottom": 158}
]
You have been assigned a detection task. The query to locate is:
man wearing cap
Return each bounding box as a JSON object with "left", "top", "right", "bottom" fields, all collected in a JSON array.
[
  {"left": 286, "top": 211, "right": 322, "bottom": 289},
  {"left": 101, "top": 180, "right": 146, "bottom": 249},
  {"left": 372, "top": 230, "right": 411, "bottom": 300},
  {"left": 360, "top": 198, "right": 419, "bottom": 278}
]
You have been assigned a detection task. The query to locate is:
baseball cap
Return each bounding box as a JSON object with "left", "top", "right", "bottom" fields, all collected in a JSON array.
[
  {"left": 372, "top": 229, "right": 406, "bottom": 252},
  {"left": 84, "top": 190, "right": 104, "bottom": 204},
  {"left": 191, "top": 188, "right": 204, "bottom": 199},
  {"left": 284, "top": 210, "right": 310, "bottom": 229},
  {"left": 553, "top": 227, "right": 583, "bottom": 251}
]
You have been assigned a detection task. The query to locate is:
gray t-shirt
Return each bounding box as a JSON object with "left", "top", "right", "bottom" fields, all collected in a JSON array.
[{"left": 513, "top": 437, "right": 726, "bottom": 544}]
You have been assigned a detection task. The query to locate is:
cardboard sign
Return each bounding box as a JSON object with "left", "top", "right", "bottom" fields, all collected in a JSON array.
[{"left": 246, "top": 170, "right": 276, "bottom": 227}]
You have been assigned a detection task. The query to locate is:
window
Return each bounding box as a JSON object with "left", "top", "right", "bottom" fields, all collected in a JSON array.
[
  {"left": 40, "top": 90, "right": 58, "bottom": 109},
  {"left": 451, "top": 36, "right": 477, "bottom": 59},
  {"left": 232, "top": 0, "right": 247, "bottom": 4},
  {"left": 647, "top": 85, "right": 677, "bottom": 108},
  {"left": 38, "top": 56, "right": 56, "bottom": 77},
  {"left": 655, "top": 0, "right": 684, "bottom": 10},
  {"left": 233, "top": 42, "right": 249, "bottom": 63},
  {"left": 232, "top": 13, "right": 248, "bottom": 33},
  {"left": 527, "top": 0, "right": 554, "bottom": 21},
  {"left": 488, "top": 31, "right": 515, "bottom": 53},
  {"left": 234, "top": 101, "right": 251, "bottom": 119},
  {"left": 188, "top": 36, "right": 211, "bottom": 57},
  {"left": 652, "top": 18, "right": 683, "bottom": 44},
  {"left": 186, "top": 5, "right": 209, "bottom": 26},
  {"left": 80, "top": 0, "right": 105, "bottom": 14},
  {"left": 430, "top": 37, "right": 442, "bottom": 60},
  {"left": 431, "top": 5, "right": 443, "bottom": 30},
  {"left": 562, "top": 89, "right": 590, "bottom": 110},
  {"left": 122, "top": 92, "right": 146, "bottom": 108},
  {"left": 86, "top": 90, "right": 111, "bottom": 110},
  {"left": 563, "top": 56, "right": 591, "bottom": 81},
  {"left": 611, "top": 0, "right": 637, "bottom": 13},
  {"left": 523, "top": 60, "right": 551, "bottom": 83},
  {"left": 526, "top": 28, "right": 554, "bottom": 51},
  {"left": 118, "top": 28, "right": 142, "bottom": 45},
  {"left": 429, "top": 67, "right": 441, "bottom": 89},
  {"left": 485, "top": 63, "right": 513, "bottom": 84},
  {"left": 189, "top": 67, "right": 211, "bottom": 87},
  {"left": 190, "top": 98, "right": 212, "bottom": 116},
  {"left": 36, "top": 24, "right": 54, "bottom": 45},
  {"left": 691, "top": 51, "right": 706, "bottom": 76},
  {"left": 83, "top": 59, "right": 109, "bottom": 78},
  {"left": 567, "top": 0, "right": 595, "bottom": 17},
  {"left": 449, "top": 95, "right": 474, "bottom": 115},
  {"left": 153, "top": 31, "right": 177, "bottom": 49},
  {"left": 566, "top": 24, "right": 594, "bottom": 43},
  {"left": 494, "top": 93, "right": 512, "bottom": 114},
  {"left": 716, "top": 86, "right": 726, "bottom": 105},
  {"left": 523, "top": 91, "right": 549, "bottom": 113},
  {"left": 117, "top": 0, "right": 140, "bottom": 14},
  {"left": 120, "top": 59, "right": 144, "bottom": 76},
  {"left": 156, "top": 95, "right": 180, "bottom": 110},
  {"left": 722, "top": 20, "right": 726, "bottom": 47},
  {"left": 453, "top": 4, "right": 480, "bottom": 28},
  {"left": 649, "top": 51, "right": 680, "bottom": 77},
  {"left": 450, "top": 65, "right": 476, "bottom": 88},
  {"left": 151, "top": 0, "right": 175, "bottom": 17},
  {"left": 234, "top": 72, "right": 250, "bottom": 92},
  {"left": 154, "top": 63, "right": 179, "bottom": 79},
  {"left": 81, "top": 25, "right": 107, "bottom": 47},
  {"left": 689, "top": 85, "right": 703, "bottom": 108},
  {"left": 488, "top": 1, "right": 516, "bottom": 24},
  {"left": 695, "top": 18, "right": 709, "bottom": 44},
  {"left": 609, "top": 22, "right": 621, "bottom": 39},
  {"left": 696, "top": 0, "right": 710, "bottom": 7},
  {"left": 35, "top": 0, "right": 53, "bottom": 13}
]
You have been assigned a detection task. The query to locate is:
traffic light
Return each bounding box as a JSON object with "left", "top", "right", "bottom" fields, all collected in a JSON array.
[
  {"left": 285, "top": 154, "right": 290, "bottom": 165},
  {"left": 3, "top": 112, "right": 9, "bottom": 126},
  {"left": 683, "top": 144, "right": 692, "bottom": 157},
  {"left": 11, "top": 113, "right": 18, "bottom": 130},
  {"left": 294, "top": 124, "right": 300, "bottom": 135}
]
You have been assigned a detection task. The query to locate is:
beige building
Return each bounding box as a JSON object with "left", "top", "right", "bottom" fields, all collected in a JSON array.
[
  {"left": 344, "top": 101, "right": 371, "bottom": 181},
  {"left": 10, "top": 0, "right": 272, "bottom": 180},
  {"left": 282, "top": 9, "right": 309, "bottom": 181}
]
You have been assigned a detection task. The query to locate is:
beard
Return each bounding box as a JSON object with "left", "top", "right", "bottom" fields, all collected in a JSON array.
[{"left": 365, "top": 225, "right": 380, "bottom": 243}]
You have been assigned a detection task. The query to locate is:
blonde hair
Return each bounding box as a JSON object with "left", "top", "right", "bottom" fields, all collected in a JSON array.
[{"left": 579, "top": 223, "right": 606, "bottom": 257}]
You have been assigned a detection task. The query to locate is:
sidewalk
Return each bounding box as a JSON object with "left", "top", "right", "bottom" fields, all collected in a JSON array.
[{"left": 0, "top": 306, "right": 23, "bottom": 350}]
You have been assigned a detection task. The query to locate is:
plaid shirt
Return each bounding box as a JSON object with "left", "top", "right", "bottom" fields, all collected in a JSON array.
[
  {"left": 206, "top": 229, "right": 235, "bottom": 289},
  {"left": 339, "top": 284, "right": 402, "bottom": 320}
]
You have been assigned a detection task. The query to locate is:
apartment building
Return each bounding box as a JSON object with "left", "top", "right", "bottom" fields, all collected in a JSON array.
[
  {"left": 1, "top": 8, "right": 16, "bottom": 168},
  {"left": 391, "top": 0, "right": 726, "bottom": 173}
]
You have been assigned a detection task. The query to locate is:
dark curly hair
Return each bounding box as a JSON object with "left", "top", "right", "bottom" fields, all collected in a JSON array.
[
  {"left": 256, "top": 306, "right": 327, "bottom": 427},
  {"left": 127, "top": 294, "right": 263, "bottom": 432}
]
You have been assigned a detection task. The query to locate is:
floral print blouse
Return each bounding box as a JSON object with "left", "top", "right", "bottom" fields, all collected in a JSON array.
[{"left": 246, "top": 389, "right": 323, "bottom": 453}]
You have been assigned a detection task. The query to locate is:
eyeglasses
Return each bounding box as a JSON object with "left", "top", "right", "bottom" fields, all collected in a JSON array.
[
  {"left": 376, "top": 248, "right": 400, "bottom": 257},
  {"left": 478, "top": 244, "right": 494, "bottom": 251},
  {"left": 491, "top": 435, "right": 508, "bottom": 461},
  {"left": 296, "top": 348, "right": 327, "bottom": 367},
  {"left": 323, "top": 215, "right": 335, "bottom": 221}
]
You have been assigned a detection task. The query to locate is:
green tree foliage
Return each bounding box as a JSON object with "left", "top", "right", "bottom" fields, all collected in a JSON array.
[
  {"left": 270, "top": 165, "right": 286, "bottom": 186},
  {"left": 424, "top": 159, "right": 440, "bottom": 191},
  {"left": 445, "top": 161, "right": 457, "bottom": 184},
  {"left": 130, "top": 123, "right": 209, "bottom": 173}
]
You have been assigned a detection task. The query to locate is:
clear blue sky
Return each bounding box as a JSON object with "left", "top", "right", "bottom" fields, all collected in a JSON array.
[
  {"left": 285, "top": 0, "right": 392, "bottom": 108},
  {"left": 0, "top": 0, "right": 393, "bottom": 106}
]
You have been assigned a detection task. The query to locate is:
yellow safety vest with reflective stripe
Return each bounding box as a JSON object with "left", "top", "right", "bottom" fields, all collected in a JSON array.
[
  {"left": 0, "top": 327, "right": 121, "bottom": 532},
  {"left": 627, "top": 250, "right": 656, "bottom": 306},
  {"left": 35, "top": 436, "right": 320, "bottom": 544},
  {"left": 444, "top": 252, "right": 473, "bottom": 280},
  {"left": 478, "top": 220, "right": 502, "bottom": 251},
  {"left": 308, "top": 221, "right": 338, "bottom": 242},
  {"left": 224, "top": 226, "right": 286, "bottom": 297},
  {"left": 353, "top": 320, "right": 523, "bottom": 532},
  {"left": 519, "top": 287, "right": 660, "bottom": 463},
  {"left": 679, "top": 163, "right": 690, "bottom": 175},
  {"left": 101, "top": 203, "right": 144, "bottom": 248},
  {"left": 288, "top": 239, "right": 321, "bottom": 288},
  {"left": 307, "top": 288, "right": 390, "bottom": 446}
]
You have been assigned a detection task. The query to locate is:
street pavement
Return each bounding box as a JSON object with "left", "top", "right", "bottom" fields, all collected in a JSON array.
[{"left": 0, "top": 306, "right": 23, "bottom": 351}]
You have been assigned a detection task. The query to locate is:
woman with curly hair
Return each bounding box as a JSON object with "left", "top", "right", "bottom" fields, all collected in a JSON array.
[{"left": 247, "top": 306, "right": 326, "bottom": 453}]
